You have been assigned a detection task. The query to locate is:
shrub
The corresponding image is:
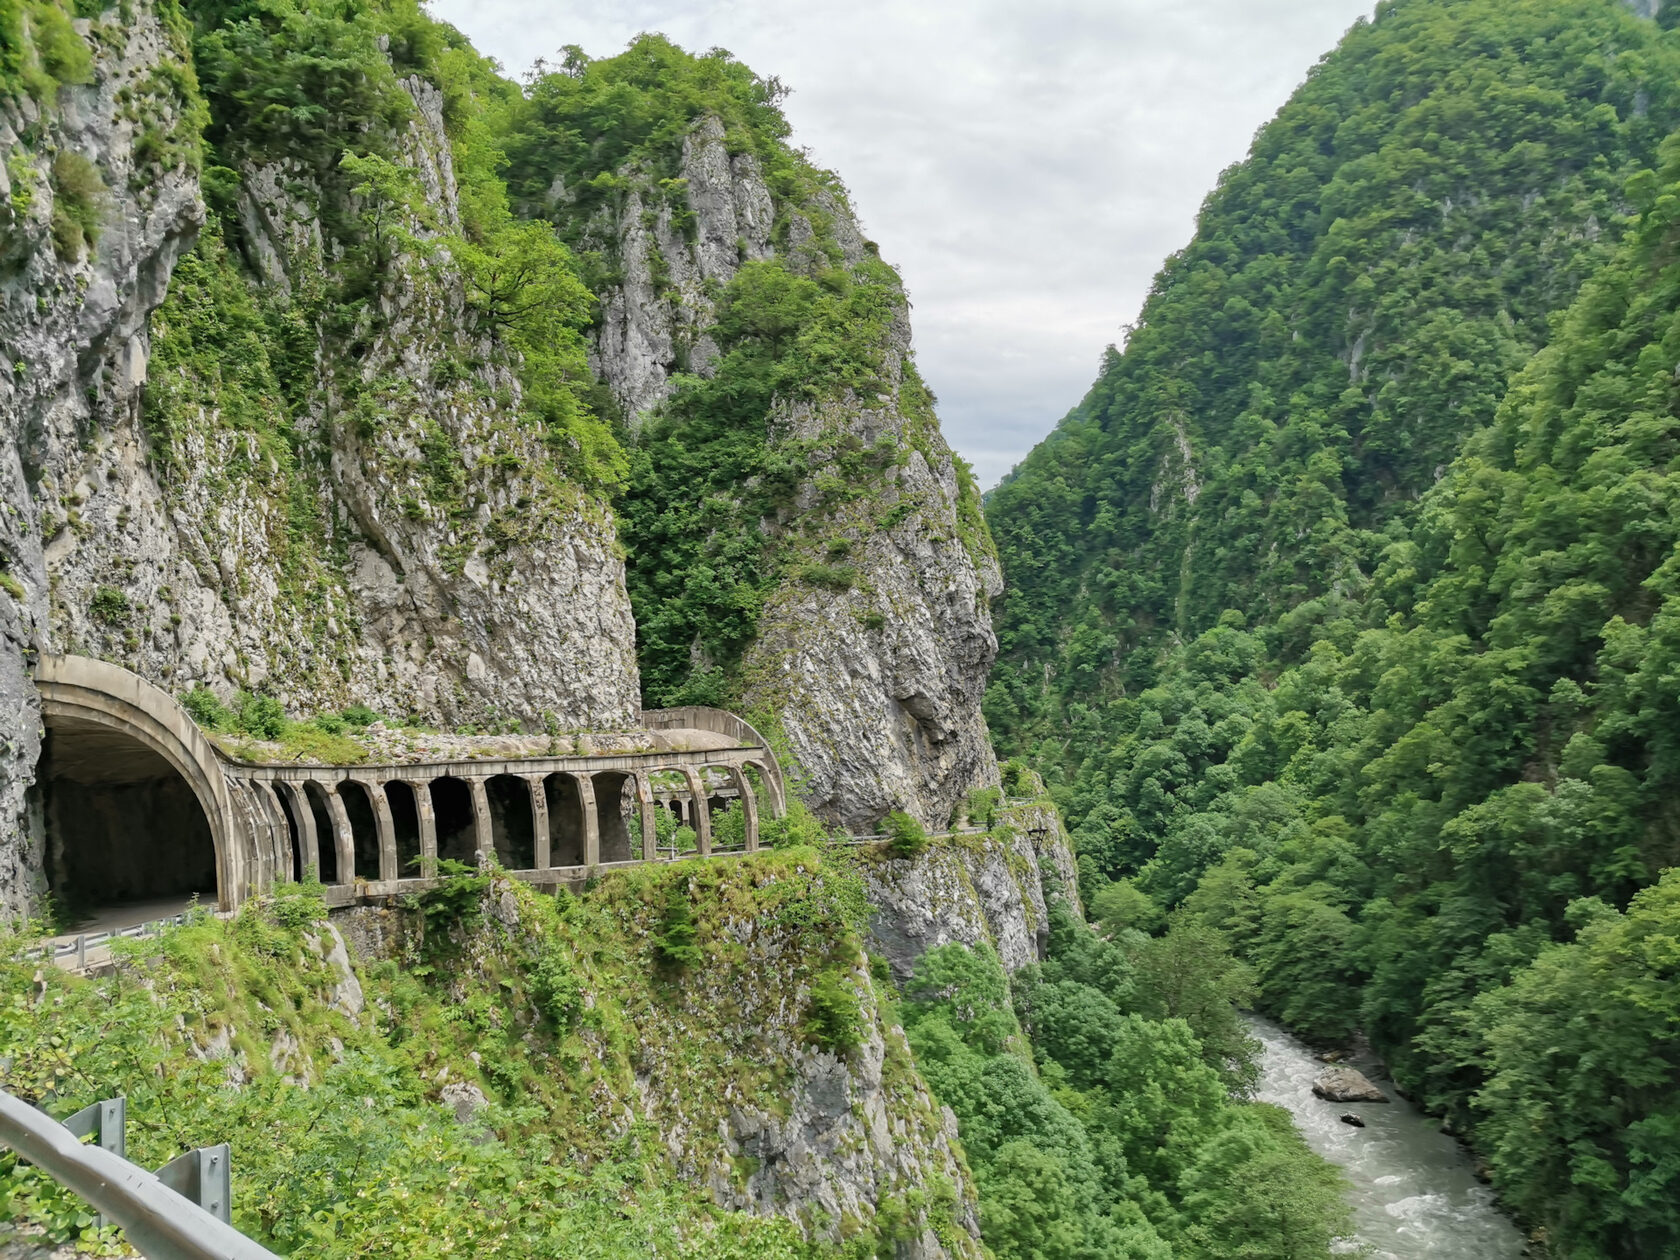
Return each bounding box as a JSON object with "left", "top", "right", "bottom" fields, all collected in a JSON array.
[
  {"left": 804, "top": 969, "right": 863, "bottom": 1055},
  {"left": 653, "top": 878, "right": 701, "bottom": 970},
  {"left": 233, "top": 691, "right": 287, "bottom": 740},
  {"left": 760, "top": 799, "right": 830, "bottom": 848},
  {"left": 964, "top": 786, "right": 1002, "bottom": 829},
  {"left": 89, "top": 584, "right": 128, "bottom": 625},
  {"left": 29, "top": 3, "right": 91, "bottom": 86},
  {"left": 883, "top": 809, "right": 929, "bottom": 859},
  {"left": 528, "top": 945, "right": 584, "bottom": 1030},
  {"left": 792, "top": 562, "right": 856, "bottom": 591},
  {"left": 181, "top": 685, "right": 232, "bottom": 729},
  {"left": 48, "top": 149, "right": 103, "bottom": 260}
]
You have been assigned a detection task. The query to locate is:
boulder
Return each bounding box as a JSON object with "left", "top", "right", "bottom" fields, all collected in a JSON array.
[
  {"left": 1312, "top": 1066, "right": 1388, "bottom": 1103},
  {"left": 1339, "top": 1112, "right": 1366, "bottom": 1128}
]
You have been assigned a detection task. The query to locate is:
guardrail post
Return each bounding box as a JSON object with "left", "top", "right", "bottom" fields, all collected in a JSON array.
[
  {"left": 63, "top": 1097, "right": 125, "bottom": 1228},
  {"left": 156, "top": 1144, "right": 232, "bottom": 1224},
  {"left": 63, "top": 1097, "right": 125, "bottom": 1158}
]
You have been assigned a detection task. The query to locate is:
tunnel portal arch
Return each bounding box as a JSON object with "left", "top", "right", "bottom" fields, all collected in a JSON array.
[{"left": 33, "top": 654, "right": 241, "bottom": 913}]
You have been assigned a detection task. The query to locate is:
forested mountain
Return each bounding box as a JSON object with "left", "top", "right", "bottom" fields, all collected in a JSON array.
[
  {"left": 987, "top": 0, "right": 1680, "bottom": 1254},
  {"left": 0, "top": 2, "right": 1353, "bottom": 1257}
]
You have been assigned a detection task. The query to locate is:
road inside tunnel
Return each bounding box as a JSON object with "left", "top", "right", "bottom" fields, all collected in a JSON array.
[{"left": 37, "top": 715, "right": 219, "bottom": 924}]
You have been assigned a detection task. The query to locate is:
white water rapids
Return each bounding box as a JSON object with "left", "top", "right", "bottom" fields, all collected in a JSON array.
[{"left": 1245, "top": 1015, "right": 1527, "bottom": 1258}]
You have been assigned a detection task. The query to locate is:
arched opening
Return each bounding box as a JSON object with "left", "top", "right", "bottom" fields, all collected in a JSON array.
[
  {"left": 430, "top": 777, "right": 477, "bottom": 865},
  {"left": 339, "top": 782, "right": 381, "bottom": 882},
  {"left": 543, "top": 773, "right": 585, "bottom": 868},
  {"left": 744, "top": 758, "right": 785, "bottom": 819},
  {"left": 301, "top": 781, "right": 339, "bottom": 884},
  {"left": 704, "top": 765, "right": 746, "bottom": 852},
  {"left": 386, "top": 781, "right": 422, "bottom": 878},
  {"left": 592, "top": 772, "right": 633, "bottom": 863},
  {"left": 486, "top": 775, "right": 535, "bottom": 871},
  {"left": 35, "top": 714, "right": 219, "bottom": 926}
]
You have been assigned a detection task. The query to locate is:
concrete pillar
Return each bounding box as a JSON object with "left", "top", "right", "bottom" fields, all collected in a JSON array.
[
  {"left": 728, "top": 765, "right": 759, "bottom": 853},
  {"left": 252, "top": 781, "right": 295, "bottom": 882},
  {"left": 466, "top": 777, "right": 494, "bottom": 865},
  {"left": 413, "top": 779, "right": 438, "bottom": 878},
  {"left": 682, "top": 767, "right": 712, "bottom": 857},
  {"left": 366, "top": 780, "right": 398, "bottom": 882},
  {"left": 227, "top": 781, "right": 255, "bottom": 896},
  {"left": 276, "top": 781, "right": 318, "bottom": 881},
  {"left": 321, "top": 782, "right": 356, "bottom": 886},
  {"left": 234, "top": 782, "right": 269, "bottom": 894},
  {"left": 576, "top": 775, "right": 600, "bottom": 867},
  {"left": 526, "top": 776, "right": 550, "bottom": 870},
  {"left": 633, "top": 773, "right": 657, "bottom": 861},
  {"left": 750, "top": 761, "right": 786, "bottom": 820}
]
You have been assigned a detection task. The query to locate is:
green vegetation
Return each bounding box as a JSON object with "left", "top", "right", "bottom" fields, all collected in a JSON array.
[
  {"left": 181, "top": 684, "right": 390, "bottom": 764},
  {"left": 900, "top": 911, "right": 1347, "bottom": 1260},
  {"left": 498, "top": 35, "right": 984, "bottom": 708},
  {"left": 986, "top": 2, "right": 1680, "bottom": 1254},
  {"left": 988, "top": 0, "right": 1680, "bottom": 745},
  {"left": 503, "top": 34, "right": 792, "bottom": 231},
  {"left": 47, "top": 148, "right": 102, "bottom": 259},
  {"left": 881, "top": 809, "right": 929, "bottom": 858},
  {"left": 618, "top": 248, "right": 905, "bottom": 706},
  {"left": 0, "top": 854, "right": 952, "bottom": 1257},
  {"left": 1, "top": 0, "right": 93, "bottom": 107}
]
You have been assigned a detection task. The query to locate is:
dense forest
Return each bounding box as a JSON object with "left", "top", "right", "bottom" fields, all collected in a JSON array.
[
  {"left": 987, "top": 0, "right": 1680, "bottom": 1254},
  {"left": 1, "top": 1, "right": 1349, "bottom": 1257}
]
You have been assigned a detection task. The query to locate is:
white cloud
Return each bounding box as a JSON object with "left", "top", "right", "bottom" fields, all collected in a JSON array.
[{"left": 428, "top": 0, "right": 1374, "bottom": 485}]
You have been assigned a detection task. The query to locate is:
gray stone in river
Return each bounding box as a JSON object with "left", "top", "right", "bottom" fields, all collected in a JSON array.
[{"left": 1313, "top": 1065, "right": 1389, "bottom": 1102}]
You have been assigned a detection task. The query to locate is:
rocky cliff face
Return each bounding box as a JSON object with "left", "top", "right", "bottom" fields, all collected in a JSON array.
[
  {"left": 0, "top": 4, "right": 645, "bottom": 912},
  {"left": 338, "top": 864, "right": 986, "bottom": 1259},
  {"left": 0, "top": 2, "right": 204, "bottom": 917},
  {"left": 580, "top": 116, "right": 1002, "bottom": 832},
  {"left": 43, "top": 69, "right": 641, "bottom": 731},
  {"left": 864, "top": 800, "right": 1080, "bottom": 983}
]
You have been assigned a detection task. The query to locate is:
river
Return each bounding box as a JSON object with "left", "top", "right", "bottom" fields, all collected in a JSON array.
[{"left": 1245, "top": 1015, "right": 1527, "bottom": 1259}]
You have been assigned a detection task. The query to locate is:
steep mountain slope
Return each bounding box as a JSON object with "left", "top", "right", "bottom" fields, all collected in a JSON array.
[
  {"left": 0, "top": 3, "right": 1001, "bottom": 913},
  {"left": 987, "top": 0, "right": 1680, "bottom": 773},
  {"left": 501, "top": 39, "right": 1002, "bottom": 830},
  {"left": 984, "top": 1, "right": 1680, "bottom": 1253}
]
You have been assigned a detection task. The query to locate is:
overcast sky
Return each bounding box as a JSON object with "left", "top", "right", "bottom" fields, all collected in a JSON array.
[{"left": 431, "top": 0, "right": 1375, "bottom": 486}]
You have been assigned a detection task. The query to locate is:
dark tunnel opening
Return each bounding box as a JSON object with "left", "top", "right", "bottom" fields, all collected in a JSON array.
[{"left": 37, "top": 716, "right": 218, "bottom": 926}]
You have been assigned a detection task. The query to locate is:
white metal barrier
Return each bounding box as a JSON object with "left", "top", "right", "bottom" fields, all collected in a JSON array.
[{"left": 0, "top": 1089, "right": 279, "bottom": 1260}]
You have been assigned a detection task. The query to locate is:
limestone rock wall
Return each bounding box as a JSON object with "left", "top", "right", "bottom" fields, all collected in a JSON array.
[
  {"left": 0, "top": 3, "right": 204, "bottom": 917},
  {"left": 583, "top": 116, "right": 1002, "bottom": 832},
  {"left": 38, "top": 72, "right": 641, "bottom": 731},
  {"left": 0, "top": 10, "right": 642, "bottom": 916},
  {"left": 863, "top": 801, "right": 1081, "bottom": 983}
]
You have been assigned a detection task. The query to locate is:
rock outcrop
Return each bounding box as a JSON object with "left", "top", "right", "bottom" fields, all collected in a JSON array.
[
  {"left": 578, "top": 115, "right": 1002, "bottom": 832},
  {"left": 863, "top": 800, "right": 1080, "bottom": 981},
  {"left": 0, "top": 2, "right": 204, "bottom": 916},
  {"left": 0, "top": 8, "right": 644, "bottom": 911},
  {"left": 358, "top": 868, "right": 985, "bottom": 1259},
  {"left": 1313, "top": 1065, "right": 1389, "bottom": 1103},
  {"left": 40, "top": 69, "right": 641, "bottom": 731}
]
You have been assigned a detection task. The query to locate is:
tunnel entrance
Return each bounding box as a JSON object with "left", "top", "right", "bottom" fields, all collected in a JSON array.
[{"left": 38, "top": 715, "right": 218, "bottom": 925}]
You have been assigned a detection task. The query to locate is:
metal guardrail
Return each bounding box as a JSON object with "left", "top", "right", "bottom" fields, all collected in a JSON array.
[
  {"left": 0, "top": 1088, "right": 279, "bottom": 1259},
  {"left": 23, "top": 912, "right": 197, "bottom": 972}
]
